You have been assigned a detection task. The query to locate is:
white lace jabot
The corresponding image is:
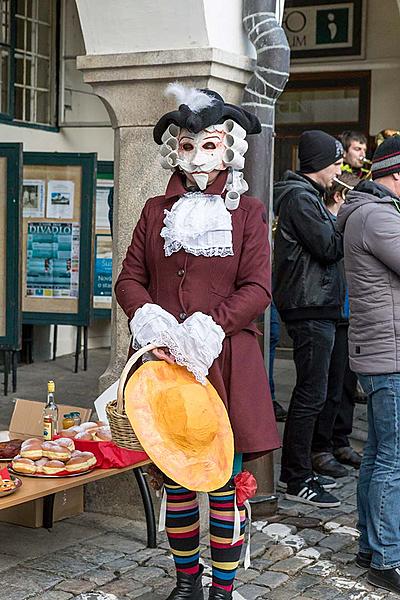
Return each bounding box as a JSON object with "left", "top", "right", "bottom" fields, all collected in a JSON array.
[{"left": 160, "top": 192, "right": 233, "bottom": 258}]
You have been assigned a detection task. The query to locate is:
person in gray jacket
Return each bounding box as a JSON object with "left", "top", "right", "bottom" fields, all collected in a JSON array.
[{"left": 337, "top": 135, "right": 400, "bottom": 594}]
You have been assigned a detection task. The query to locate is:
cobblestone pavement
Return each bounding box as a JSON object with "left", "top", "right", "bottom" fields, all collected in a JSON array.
[{"left": 1, "top": 353, "right": 397, "bottom": 599}]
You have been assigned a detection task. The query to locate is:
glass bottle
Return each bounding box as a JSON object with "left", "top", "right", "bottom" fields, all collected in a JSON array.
[{"left": 43, "top": 380, "right": 58, "bottom": 440}]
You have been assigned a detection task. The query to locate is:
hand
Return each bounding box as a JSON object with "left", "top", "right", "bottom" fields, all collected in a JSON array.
[{"left": 152, "top": 347, "right": 176, "bottom": 365}]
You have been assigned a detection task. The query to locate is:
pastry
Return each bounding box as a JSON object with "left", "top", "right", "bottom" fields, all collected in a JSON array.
[
  {"left": 0, "top": 439, "right": 23, "bottom": 459},
  {"left": 12, "top": 456, "right": 37, "bottom": 474},
  {"left": 55, "top": 438, "right": 75, "bottom": 452},
  {"left": 75, "top": 431, "right": 94, "bottom": 441},
  {"left": 42, "top": 442, "right": 71, "bottom": 461},
  {"left": 65, "top": 456, "right": 89, "bottom": 473},
  {"left": 35, "top": 458, "right": 49, "bottom": 474},
  {"left": 20, "top": 441, "right": 43, "bottom": 460},
  {"left": 42, "top": 460, "right": 65, "bottom": 475}
]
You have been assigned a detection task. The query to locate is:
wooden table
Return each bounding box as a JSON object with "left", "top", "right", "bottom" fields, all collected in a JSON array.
[{"left": 0, "top": 460, "right": 157, "bottom": 547}]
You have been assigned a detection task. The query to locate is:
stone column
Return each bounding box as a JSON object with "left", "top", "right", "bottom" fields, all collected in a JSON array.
[{"left": 77, "top": 48, "right": 254, "bottom": 518}]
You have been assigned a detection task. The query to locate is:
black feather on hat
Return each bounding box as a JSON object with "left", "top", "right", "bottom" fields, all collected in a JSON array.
[{"left": 153, "top": 83, "right": 261, "bottom": 144}]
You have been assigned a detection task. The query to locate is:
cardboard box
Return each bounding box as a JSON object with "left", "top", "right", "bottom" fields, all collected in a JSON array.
[
  {"left": 0, "top": 487, "right": 84, "bottom": 527},
  {"left": 0, "top": 399, "right": 91, "bottom": 528},
  {"left": 6, "top": 398, "right": 92, "bottom": 440}
]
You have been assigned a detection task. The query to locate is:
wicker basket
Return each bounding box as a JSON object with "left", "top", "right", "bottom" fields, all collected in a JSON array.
[{"left": 106, "top": 343, "right": 157, "bottom": 451}]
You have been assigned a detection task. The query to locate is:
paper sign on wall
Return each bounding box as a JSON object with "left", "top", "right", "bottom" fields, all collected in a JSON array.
[
  {"left": 26, "top": 221, "right": 80, "bottom": 299},
  {"left": 46, "top": 180, "right": 75, "bottom": 219},
  {"left": 23, "top": 180, "right": 45, "bottom": 218}
]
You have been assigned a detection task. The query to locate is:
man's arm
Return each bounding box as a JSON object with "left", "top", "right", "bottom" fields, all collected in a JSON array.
[
  {"left": 285, "top": 193, "right": 343, "bottom": 264},
  {"left": 364, "top": 208, "right": 400, "bottom": 276}
]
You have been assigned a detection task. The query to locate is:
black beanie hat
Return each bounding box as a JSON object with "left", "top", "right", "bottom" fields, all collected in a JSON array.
[
  {"left": 371, "top": 135, "right": 400, "bottom": 180},
  {"left": 299, "top": 130, "right": 344, "bottom": 173}
]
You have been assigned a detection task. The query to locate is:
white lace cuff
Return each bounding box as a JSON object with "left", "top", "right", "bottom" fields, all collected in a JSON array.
[
  {"left": 154, "top": 312, "right": 225, "bottom": 385},
  {"left": 130, "top": 303, "right": 179, "bottom": 347}
]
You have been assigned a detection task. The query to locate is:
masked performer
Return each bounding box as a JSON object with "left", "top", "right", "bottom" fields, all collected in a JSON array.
[{"left": 115, "top": 84, "right": 280, "bottom": 600}]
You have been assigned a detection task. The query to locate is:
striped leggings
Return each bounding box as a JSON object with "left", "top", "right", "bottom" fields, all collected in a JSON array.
[{"left": 164, "top": 476, "right": 246, "bottom": 593}]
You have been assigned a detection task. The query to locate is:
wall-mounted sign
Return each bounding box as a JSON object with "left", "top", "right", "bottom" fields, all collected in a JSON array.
[
  {"left": 283, "top": 0, "right": 363, "bottom": 60},
  {"left": 93, "top": 233, "right": 112, "bottom": 308}
]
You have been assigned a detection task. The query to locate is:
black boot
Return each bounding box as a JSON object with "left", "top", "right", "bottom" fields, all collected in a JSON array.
[
  {"left": 208, "top": 588, "right": 233, "bottom": 599},
  {"left": 167, "top": 565, "right": 204, "bottom": 599}
]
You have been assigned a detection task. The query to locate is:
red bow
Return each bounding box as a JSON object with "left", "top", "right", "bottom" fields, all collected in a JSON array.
[{"left": 234, "top": 471, "right": 257, "bottom": 505}]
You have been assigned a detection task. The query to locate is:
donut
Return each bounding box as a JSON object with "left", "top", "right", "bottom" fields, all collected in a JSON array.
[
  {"left": 56, "top": 438, "right": 75, "bottom": 452},
  {"left": 21, "top": 438, "right": 42, "bottom": 448},
  {"left": 92, "top": 427, "right": 112, "bottom": 442},
  {"left": 43, "top": 460, "right": 65, "bottom": 475},
  {"left": 75, "top": 431, "right": 94, "bottom": 441},
  {"left": 79, "top": 422, "right": 98, "bottom": 431},
  {"left": 58, "top": 428, "right": 79, "bottom": 438},
  {"left": 12, "top": 457, "right": 37, "bottom": 474},
  {"left": 35, "top": 458, "right": 49, "bottom": 474},
  {"left": 65, "top": 456, "right": 89, "bottom": 473},
  {"left": 20, "top": 442, "right": 43, "bottom": 460},
  {"left": 79, "top": 451, "right": 97, "bottom": 467},
  {"left": 42, "top": 442, "right": 71, "bottom": 461}
]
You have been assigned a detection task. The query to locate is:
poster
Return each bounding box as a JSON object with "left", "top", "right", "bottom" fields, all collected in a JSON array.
[
  {"left": 93, "top": 234, "right": 112, "bottom": 306},
  {"left": 22, "top": 179, "right": 45, "bottom": 218},
  {"left": 96, "top": 179, "right": 113, "bottom": 230},
  {"left": 46, "top": 180, "right": 75, "bottom": 219},
  {"left": 26, "top": 221, "right": 80, "bottom": 298}
]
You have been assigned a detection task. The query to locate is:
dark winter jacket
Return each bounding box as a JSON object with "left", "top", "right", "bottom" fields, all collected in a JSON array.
[
  {"left": 337, "top": 180, "right": 400, "bottom": 374},
  {"left": 272, "top": 171, "right": 345, "bottom": 321}
]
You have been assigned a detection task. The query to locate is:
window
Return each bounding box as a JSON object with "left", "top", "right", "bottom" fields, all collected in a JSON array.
[{"left": 0, "top": 0, "right": 57, "bottom": 127}]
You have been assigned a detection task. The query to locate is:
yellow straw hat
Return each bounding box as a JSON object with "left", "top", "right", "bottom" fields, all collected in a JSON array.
[{"left": 124, "top": 360, "right": 234, "bottom": 492}]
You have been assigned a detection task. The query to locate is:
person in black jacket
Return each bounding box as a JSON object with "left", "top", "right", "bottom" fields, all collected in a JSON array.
[{"left": 273, "top": 130, "right": 345, "bottom": 508}]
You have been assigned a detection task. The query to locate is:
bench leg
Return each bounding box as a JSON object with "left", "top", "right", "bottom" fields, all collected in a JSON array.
[
  {"left": 43, "top": 493, "right": 56, "bottom": 529},
  {"left": 134, "top": 467, "right": 156, "bottom": 548}
]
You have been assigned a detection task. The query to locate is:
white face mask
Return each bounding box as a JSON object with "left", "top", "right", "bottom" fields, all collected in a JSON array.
[{"left": 177, "top": 127, "right": 227, "bottom": 190}]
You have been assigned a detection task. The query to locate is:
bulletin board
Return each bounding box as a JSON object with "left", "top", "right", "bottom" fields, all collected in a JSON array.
[
  {"left": 0, "top": 143, "right": 22, "bottom": 349},
  {"left": 93, "top": 161, "right": 113, "bottom": 319},
  {"left": 22, "top": 152, "right": 97, "bottom": 326}
]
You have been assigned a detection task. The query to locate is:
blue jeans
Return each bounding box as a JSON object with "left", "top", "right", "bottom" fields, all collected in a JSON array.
[
  {"left": 357, "top": 374, "right": 400, "bottom": 569},
  {"left": 269, "top": 303, "right": 281, "bottom": 401}
]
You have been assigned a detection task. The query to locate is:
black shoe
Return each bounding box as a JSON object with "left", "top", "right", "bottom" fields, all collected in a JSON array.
[
  {"left": 273, "top": 400, "right": 287, "bottom": 422},
  {"left": 285, "top": 476, "right": 341, "bottom": 508},
  {"left": 333, "top": 446, "right": 362, "bottom": 469},
  {"left": 355, "top": 551, "right": 372, "bottom": 569},
  {"left": 312, "top": 452, "right": 349, "bottom": 478},
  {"left": 277, "top": 473, "right": 337, "bottom": 492},
  {"left": 368, "top": 566, "right": 400, "bottom": 594},
  {"left": 208, "top": 588, "right": 232, "bottom": 599},
  {"left": 167, "top": 565, "right": 204, "bottom": 599}
]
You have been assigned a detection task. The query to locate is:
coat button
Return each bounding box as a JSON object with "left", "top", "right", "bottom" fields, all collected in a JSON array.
[
  {"left": 177, "top": 269, "right": 185, "bottom": 277},
  {"left": 179, "top": 312, "right": 187, "bottom": 321}
]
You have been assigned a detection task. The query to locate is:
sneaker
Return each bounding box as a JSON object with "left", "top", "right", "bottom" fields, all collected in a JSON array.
[
  {"left": 277, "top": 474, "right": 337, "bottom": 492},
  {"left": 368, "top": 566, "right": 400, "bottom": 594},
  {"left": 273, "top": 400, "right": 288, "bottom": 422},
  {"left": 285, "top": 476, "right": 341, "bottom": 508}
]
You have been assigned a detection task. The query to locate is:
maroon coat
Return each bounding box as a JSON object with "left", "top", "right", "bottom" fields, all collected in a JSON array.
[{"left": 115, "top": 171, "right": 280, "bottom": 459}]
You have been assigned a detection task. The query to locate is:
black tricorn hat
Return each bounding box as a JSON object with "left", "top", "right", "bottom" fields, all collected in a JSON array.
[{"left": 153, "top": 85, "right": 261, "bottom": 144}]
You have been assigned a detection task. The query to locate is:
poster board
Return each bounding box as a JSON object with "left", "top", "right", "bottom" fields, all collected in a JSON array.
[
  {"left": 93, "top": 161, "right": 113, "bottom": 319},
  {"left": 0, "top": 144, "right": 22, "bottom": 349},
  {"left": 22, "top": 153, "right": 97, "bottom": 326}
]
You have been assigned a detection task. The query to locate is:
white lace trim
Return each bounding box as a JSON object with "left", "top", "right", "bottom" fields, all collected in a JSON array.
[
  {"left": 130, "top": 305, "right": 225, "bottom": 385},
  {"left": 160, "top": 192, "right": 233, "bottom": 258},
  {"left": 154, "top": 330, "right": 206, "bottom": 384}
]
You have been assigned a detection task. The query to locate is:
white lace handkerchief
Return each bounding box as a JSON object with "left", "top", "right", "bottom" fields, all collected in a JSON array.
[{"left": 160, "top": 192, "right": 233, "bottom": 258}]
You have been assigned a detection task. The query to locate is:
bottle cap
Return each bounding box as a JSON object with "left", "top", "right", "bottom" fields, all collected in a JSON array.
[
  {"left": 48, "top": 380, "right": 55, "bottom": 393},
  {"left": 63, "top": 413, "right": 72, "bottom": 418}
]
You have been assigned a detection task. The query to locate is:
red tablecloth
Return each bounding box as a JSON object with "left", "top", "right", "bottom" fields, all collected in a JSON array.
[{"left": 55, "top": 436, "right": 148, "bottom": 469}]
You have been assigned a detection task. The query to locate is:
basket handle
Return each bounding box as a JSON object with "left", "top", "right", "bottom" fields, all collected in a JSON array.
[{"left": 116, "top": 343, "right": 160, "bottom": 413}]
